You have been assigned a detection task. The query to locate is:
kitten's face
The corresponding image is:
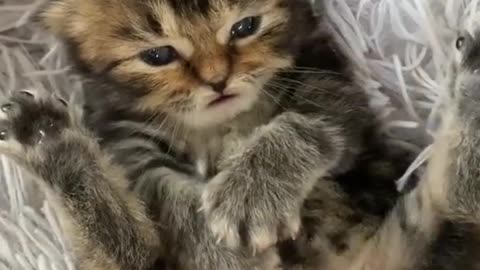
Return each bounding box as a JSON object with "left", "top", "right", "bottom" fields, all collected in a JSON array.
[
  {"left": 41, "top": 0, "right": 316, "bottom": 128},
  {"left": 450, "top": 32, "right": 480, "bottom": 99}
]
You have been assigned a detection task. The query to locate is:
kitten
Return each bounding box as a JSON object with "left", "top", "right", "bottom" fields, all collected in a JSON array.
[
  {"left": 3, "top": 0, "right": 476, "bottom": 269},
  {"left": 32, "top": 0, "right": 385, "bottom": 268}
]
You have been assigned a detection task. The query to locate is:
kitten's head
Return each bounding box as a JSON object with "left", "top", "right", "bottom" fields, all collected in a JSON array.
[
  {"left": 40, "top": 0, "right": 318, "bottom": 128},
  {"left": 448, "top": 31, "right": 480, "bottom": 99}
]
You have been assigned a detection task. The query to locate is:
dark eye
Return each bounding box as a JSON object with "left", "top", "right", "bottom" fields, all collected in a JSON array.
[
  {"left": 456, "top": 36, "right": 466, "bottom": 50},
  {"left": 140, "top": 46, "right": 177, "bottom": 66},
  {"left": 230, "top": 16, "right": 262, "bottom": 40}
]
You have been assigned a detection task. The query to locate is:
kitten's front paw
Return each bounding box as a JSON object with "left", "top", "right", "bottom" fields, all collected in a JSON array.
[
  {"left": 201, "top": 170, "right": 302, "bottom": 253},
  {"left": 0, "top": 89, "right": 74, "bottom": 165}
]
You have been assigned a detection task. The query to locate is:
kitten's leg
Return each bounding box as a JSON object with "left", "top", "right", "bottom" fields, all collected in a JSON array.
[
  {"left": 90, "top": 110, "right": 283, "bottom": 269},
  {"left": 349, "top": 71, "right": 480, "bottom": 270},
  {"left": 0, "top": 90, "right": 160, "bottom": 270},
  {"left": 107, "top": 149, "right": 282, "bottom": 270},
  {"left": 201, "top": 110, "right": 358, "bottom": 252}
]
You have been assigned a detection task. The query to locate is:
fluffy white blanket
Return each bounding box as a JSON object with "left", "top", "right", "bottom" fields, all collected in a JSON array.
[{"left": 0, "top": 0, "right": 474, "bottom": 269}]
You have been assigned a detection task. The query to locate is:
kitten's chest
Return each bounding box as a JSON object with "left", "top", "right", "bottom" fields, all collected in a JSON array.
[
  {"left": 189, "top": 134, "right": 223, "bottom": 180},
  {"left": 188, "top": 128, "right": 250, "bottom": 180},
  {"left": 184, "top": 101, "right": 277, "bottom": 180}
]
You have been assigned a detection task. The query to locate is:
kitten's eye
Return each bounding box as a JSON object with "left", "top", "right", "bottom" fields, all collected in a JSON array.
[
  {"left": 140, "top": 46, "right": 177, "bottom": 66},
  {"left": 230, "top": 16, "right": 262, "bottom": 40},
  {"left": 456, "top": 36, "right": 466, "bottom": 50}
]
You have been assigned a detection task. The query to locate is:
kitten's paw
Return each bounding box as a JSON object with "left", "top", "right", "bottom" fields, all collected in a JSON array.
[
  {"left": 0, "top": 89, "right": 76, "bottom": 165},
  {"left": 201, "top": 170, "right": 302, "bottom": 253}
]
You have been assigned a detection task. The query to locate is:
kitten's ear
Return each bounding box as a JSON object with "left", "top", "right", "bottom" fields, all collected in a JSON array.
[{"left": 36, "top": 0, "right": 75, "bottom": 36}]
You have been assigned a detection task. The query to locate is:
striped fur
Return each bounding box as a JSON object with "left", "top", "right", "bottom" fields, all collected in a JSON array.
[{"left": 0, "top": 0, "right": 471, "bottom": 269}]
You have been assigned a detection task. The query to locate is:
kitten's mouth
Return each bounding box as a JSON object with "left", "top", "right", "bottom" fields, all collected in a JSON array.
[{"left": 207, "top": 94, "right": 238, "bottom": 107}]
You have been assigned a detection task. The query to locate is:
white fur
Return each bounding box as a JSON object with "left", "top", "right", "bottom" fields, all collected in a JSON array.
[{"left": 182, "top": 77, "right": 262, "bottom": 128}]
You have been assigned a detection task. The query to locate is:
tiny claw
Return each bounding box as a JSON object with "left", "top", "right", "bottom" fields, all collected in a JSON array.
[
  {"left": 290, "top": 221, "right": 301, "bottom": 240},
  {"left": 1, "top": 104, "right": 12, "bottom": 113},
  {"left": 0, "top": 130, "right": 8, "bottom": 140},
  {"left": 58, "top": 98, "right": 68, "bottom": 106},
  {"left": 250, "top": 229, "right": 277, "bottom": 253},
  {"left": 252, "top": 247, "right": 257, "bottom": 256},
  {"left": 19, "top": 90, "right": 34, "bottom": 98},
  {"left": 54, "top": 94, "right": 68, "bottom": 106},
  {"left": 47, "top": 120, "right": 55, "bottom": 128},
  {"left": 37, "top": 130, "right": 46, "bottom": 144}
]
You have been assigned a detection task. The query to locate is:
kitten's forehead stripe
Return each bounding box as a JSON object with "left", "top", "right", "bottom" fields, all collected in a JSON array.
[
  {"left": 166, "top": 0, "right": 211, "bottom": 15},
  {"left": 162, "top": 0, "right": 260, "bottom": 17},
  {"left": 146, "top": 12, "right": 163, "bottom": 34}
]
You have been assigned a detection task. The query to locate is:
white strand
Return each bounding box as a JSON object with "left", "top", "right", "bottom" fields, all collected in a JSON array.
[{"left": 397, "top": 144, "right": 433, "bottom": 191}]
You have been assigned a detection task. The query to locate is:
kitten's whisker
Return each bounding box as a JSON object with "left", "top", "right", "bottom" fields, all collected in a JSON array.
[
  {"left": 261, "top": 87, "right": 287, "bottom": 110},
  {"left": 265, "top": 82, "right": 293, "bottom": 95},
  {"left": 166, "top": 119, "right": 179, "bottom": 155},
  {"left": 113, "top": 111, "right": 160, "bottom": 140},
  {"left": 178, "top": 118, "right": 189, "bottom": 148},
  {"left": 153, "top": 114, "right": 170, "bottom": 136},
  {"left": 284, "top": 66, "right": 344, "bottom": 76},
  {"left": 130, "top": 112, "right": 160, "bottom": 137},
  {"left": 182, "top": 125, "right": 190, "bottom": 150},
  {"left": 289, "top": 65, "right": 334, "bottom": 70},
  {"left": 271, "top": 77, "right": 342, "bottom": 97},
  {"left": 280, "top": 70, "right": 345, "bottom": 76},
  {"left": 142, "top": 111, "right": 160, "bottom": 131},
  {"left": 266, "top": 83, "right": 326, "bottom": 108}
]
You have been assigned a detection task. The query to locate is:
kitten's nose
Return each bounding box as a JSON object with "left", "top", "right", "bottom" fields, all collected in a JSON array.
[
  {"left": 193, "top": 51, "right": 230, "bottom": 94},
  {"left": 209, "top": 80, "right": 227, "bottom": 94}
]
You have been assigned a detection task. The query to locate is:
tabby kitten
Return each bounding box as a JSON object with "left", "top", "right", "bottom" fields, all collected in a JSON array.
[
  {"left": 2, "top": 0, "right": 479, "bottom": 269},
  {"left": 38, "top": 0, "right": 385, "bottom": 268}
]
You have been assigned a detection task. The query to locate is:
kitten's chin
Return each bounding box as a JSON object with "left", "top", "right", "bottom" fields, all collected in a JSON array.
[{"left": 181, "top": 91, "right": 259, "bottom": 129}]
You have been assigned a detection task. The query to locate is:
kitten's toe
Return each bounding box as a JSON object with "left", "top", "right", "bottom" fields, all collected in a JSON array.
[
  {"left": 18, "top": 89, "right": 35, "bottom": 98},
  {"left": 279, "top": 214, "right": 301, "bottom": 240},
  {"left": 202, "top": 171, "right": 303, "bottom": 252},
  {"left": 209, "top": 216, "right": 241, "bottom": 249},
  {"left": 0, "top": 89, "right": 70, "bottom": 156},
  {"left": 249, "top": 227, "right": 278, "bottom": 254},
  {"left": 255, "top": 248, "right": 283, "bottom": 270},
  {"left": 201, "top": 171, "right": 245, "bottom": 249},
  {"left": 0, "top": 102, "right": 17, "bottom": 119},
  {"left": 0, "top": 120, "right": 15, "bottom": 146},
  {"left": 248, "top": 212, "right": 300, "bottom": 253}
]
